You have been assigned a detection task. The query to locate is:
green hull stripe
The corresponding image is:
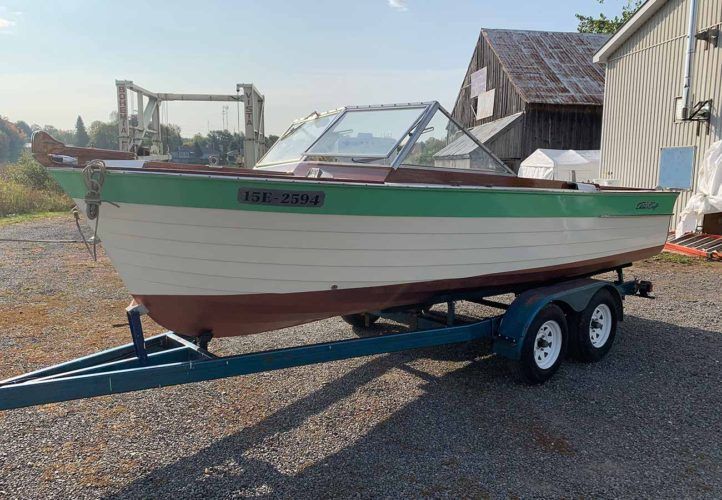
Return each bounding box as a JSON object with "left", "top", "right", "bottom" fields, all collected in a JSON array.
[{"left": 49, "top": 169, "right": 678, "bottom": 218}]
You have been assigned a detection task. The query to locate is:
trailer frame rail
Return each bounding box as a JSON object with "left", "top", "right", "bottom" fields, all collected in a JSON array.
[{"left": 0, "top": 273, "right": 650, "bottom": 411}]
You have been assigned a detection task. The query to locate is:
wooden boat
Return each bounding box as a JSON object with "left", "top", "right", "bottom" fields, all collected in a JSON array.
[{"left": 32, "top": 102, "right": 678, "bottom": 338}]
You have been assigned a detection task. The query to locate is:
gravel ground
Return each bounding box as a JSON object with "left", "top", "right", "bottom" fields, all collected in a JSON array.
[{"left": 0, "top": 215, "right": 720, "bottom": 499}]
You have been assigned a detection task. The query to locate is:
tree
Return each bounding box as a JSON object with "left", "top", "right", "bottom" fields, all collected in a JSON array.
[
  {"left": 576, "top": 0, "right": 642, "bottom": 34},
  {"left": 266, "top": 135, "right": 279, "bottom": 148},
  {"left": 0, "top": 130, "right": 9, "bottom": 163},
  {"left": 75, "top": 115, "right": 89, "bottom": 147},
  {"left": 15, "top": 120, "right": 32, "bottom": 140},
  {"left": 42, "top": 125, "right": 74, "bottom": 145},
  {"left": 191, "top": 134, "right": 206, "bottom": 159},
  {"left": 0, "top": 117, "right": 26, "bottom": 163},
  {"left": 206, "top": 130, "right": 243, "bottom": 165},
  {"left": 161, "top": 124, "right": 183, "bottom": 154},
  {"left": 88, "top": 120, "right": 119, "bottom": 150},
  {"left": 409, "top": 137, "right": 447, "bottom": 166}
]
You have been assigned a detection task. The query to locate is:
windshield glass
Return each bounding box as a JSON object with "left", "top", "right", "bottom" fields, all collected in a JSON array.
[
  {"left": 403, "top": 108, "right": 511, "bottom": 174},
  {"left": 257, "top": 111, "right": 339, "bottom": 166},
  {"left": 306, "top": 107, "right": 425, "bottom": 158},
  {"left": 256, "top": 102, "right": 512, "bottom": 174}
]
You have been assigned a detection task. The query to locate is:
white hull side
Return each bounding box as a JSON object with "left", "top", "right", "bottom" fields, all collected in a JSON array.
[{"left": 76, "top": 200, "right": 670, "bottom": 296}]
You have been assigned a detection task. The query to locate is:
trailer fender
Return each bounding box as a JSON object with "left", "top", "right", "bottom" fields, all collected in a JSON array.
[{"left": 492, "top": 279, "right": 623, "bottom": 360}]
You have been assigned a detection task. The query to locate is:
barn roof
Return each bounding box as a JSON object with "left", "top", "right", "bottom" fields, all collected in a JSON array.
[{"left": 482, "top": 29, "right": 610, "bottom": 106}]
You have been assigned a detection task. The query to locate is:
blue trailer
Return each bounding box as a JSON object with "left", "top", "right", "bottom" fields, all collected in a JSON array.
[{"left": 0, "top": 268, "right": 653, "bottom": 411}]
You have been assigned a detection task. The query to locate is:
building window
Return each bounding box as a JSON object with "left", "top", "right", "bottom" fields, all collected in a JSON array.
[{"left": 658, "top": 146, "right": 695, "bottom": 190}]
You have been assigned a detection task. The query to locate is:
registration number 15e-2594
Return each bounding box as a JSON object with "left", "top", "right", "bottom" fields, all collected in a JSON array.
[{"left": 237, "top": 188, "right": 325, "bottom": 207}]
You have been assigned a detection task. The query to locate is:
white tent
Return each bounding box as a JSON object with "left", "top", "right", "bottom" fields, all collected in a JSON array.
[{"left": 519, "top": 149, "right": 600, "bottom": 182}]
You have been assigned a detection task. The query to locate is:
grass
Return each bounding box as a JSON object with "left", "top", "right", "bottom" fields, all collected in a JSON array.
[
  {"left": 0, "top": 153, "right": 73, "bottom": 218},
  {"left": 0, "top": 210, "right": 69, "bottom": 227},
  {"left": 0, "top": 181, "right": 72, "bottom": 218},
  {"left": 650, "top": 251, "right": 700, "bottom": 265}
]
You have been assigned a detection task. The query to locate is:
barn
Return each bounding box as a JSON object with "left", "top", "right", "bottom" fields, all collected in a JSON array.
[
  {"left": 451, "top": 29, "right": 610, "bottom": 171},
  {"left": 594, "top": 0, "right": 721, "bottom": 230}
]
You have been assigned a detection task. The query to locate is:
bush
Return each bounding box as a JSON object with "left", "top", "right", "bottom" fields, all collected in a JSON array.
[
  {"left": 0, "top": 181, "right": 72, "bottom": 217},
  {"left": 0, "top": 153, "right": 72, "bottom": 217},
  {"left": 2, "top": 152, "right": 64, "bottom": 192}
]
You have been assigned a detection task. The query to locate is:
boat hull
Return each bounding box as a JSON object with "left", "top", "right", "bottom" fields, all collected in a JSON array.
[
  {"left": 133, "top": 245, "right": 660, "bottom": 336},
  {"left": 76, "top": 204, "right": 672, "bottom": 337},
  {"left": 47, "top": 167, "right": 677, "bottom": 337}
]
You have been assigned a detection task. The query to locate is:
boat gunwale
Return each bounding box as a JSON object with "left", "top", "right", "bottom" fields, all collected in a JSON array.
[{"left": 47, "top": 164, "right": 678, "bottom": 199}]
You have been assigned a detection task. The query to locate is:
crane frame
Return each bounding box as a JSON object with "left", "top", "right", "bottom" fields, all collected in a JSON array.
[{"left": 115, "top": 80, "right": 265, "bottom": 167}]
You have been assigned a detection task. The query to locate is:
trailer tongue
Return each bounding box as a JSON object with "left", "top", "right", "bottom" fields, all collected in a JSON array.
[{"left": 0, "top": 271, "right": 652, "bottom": 411}]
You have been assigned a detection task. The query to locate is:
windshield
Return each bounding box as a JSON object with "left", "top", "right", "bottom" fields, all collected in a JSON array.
[
  {"left": 306, "top": 107, "right": 425, "bottom": 158},
  {"left": 257, "top": 111, "right": 339, "bottom": 166},
  {"left": 403, "top": 107, "right": 511, "bottom": 174},
  {"left": 255, "top": 102, "right": 513, "bottom": 175}
]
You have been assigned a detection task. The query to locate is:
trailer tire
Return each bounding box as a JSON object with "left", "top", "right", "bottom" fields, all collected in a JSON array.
[
  {"left": 341, "top": 313, "right": 379, "bottom": 328},
  {"left": 573, "top": 289, "right": 618, "bottom": 362},
  {"left": 514, "top": 303, "right": 568, "bottom": 384}
]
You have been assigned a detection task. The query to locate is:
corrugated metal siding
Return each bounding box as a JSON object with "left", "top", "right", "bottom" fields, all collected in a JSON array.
[{"left": 600, "top": 0, "right": 722, "bottom": 228}]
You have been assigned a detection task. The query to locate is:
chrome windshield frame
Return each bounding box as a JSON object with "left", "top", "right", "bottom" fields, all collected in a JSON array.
[
  {"left": 433, "top": 105, "right": 513, "bottom": 175},
  {"left": 389, "top": 102, "right": 439, "bottom": 168},
  {"left": 256, "top": 101, "right": 513, "bottom": 175}
]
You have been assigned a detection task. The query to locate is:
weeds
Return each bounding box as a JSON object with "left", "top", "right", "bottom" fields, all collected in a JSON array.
[
  {"left": 0, "top": 211, "right": 68, "bottom": 227},
  {"left": 649, "top": 251, "right": 699, "bottom": 265},
  {"left": 0, "top": 153, "right": 72, "bottom": 217}
]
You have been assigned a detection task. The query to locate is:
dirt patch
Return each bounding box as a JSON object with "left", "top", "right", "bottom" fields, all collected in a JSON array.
[{"left": 529, "top": 423, "right": 576, "bottom": 456}]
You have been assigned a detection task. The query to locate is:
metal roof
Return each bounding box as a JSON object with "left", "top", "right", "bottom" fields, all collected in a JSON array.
[
  {"left": 469, "top": 112, "right": 523, "bottom": 143},
  {"left": 482, "top": 29, "right": 610, "bottom": 106},
  {"left": 434, "top": 112, "right": 523, "bottom": 158}
]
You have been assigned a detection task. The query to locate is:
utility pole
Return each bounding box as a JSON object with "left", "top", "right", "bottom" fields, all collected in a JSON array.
[{"left": 222, "top": 105, "right": 229, "bottom": 131}]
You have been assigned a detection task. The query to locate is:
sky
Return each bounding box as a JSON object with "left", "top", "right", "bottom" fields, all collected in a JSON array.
[{"left": 0, "top": 0, "right": 628, "bottom": 137}]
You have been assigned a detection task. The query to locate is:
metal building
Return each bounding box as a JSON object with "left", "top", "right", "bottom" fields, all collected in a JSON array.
[
  {"left": 594, "top": 0, "right": 721, "bottom": 227},
  {"left": 451, "top": 29, "right": 609, "bottom": 170}
]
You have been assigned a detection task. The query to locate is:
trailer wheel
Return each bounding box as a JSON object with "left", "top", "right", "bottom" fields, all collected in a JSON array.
[
  {"left": 514, "top": 303, "right": 568, "bottom": 384},
  {"left": 574, "top": 289, "right": 618, "bottom": 362},
  {"left": 341, "top": 313, "right": 379, "bottom": 328}
]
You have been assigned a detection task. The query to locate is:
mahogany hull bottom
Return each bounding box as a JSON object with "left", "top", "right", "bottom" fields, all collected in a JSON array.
[{"left": 133, "top": 246, "right": 661, "bottom": 338}]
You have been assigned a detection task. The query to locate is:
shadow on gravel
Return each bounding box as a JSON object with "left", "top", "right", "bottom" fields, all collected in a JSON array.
[{"left": 107, "top": 315, "right": 721, "bottom": 499}]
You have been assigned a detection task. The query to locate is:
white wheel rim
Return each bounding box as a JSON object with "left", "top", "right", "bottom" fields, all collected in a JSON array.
[
  {"left": 533, "top": 320, "right": 562, "bottom": 370},
  {"left": 589, "top": 304, "right": 612, "bottom": 348}
]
